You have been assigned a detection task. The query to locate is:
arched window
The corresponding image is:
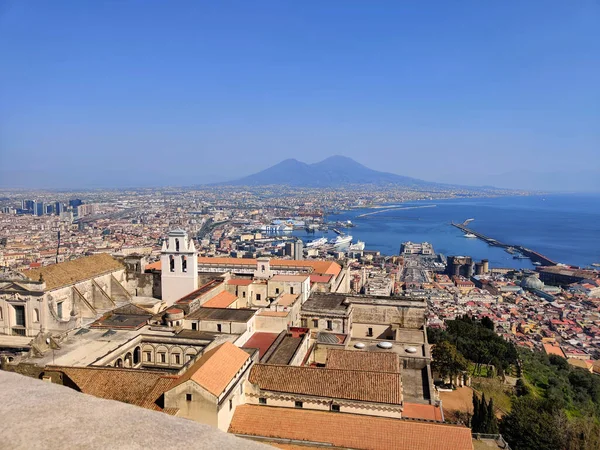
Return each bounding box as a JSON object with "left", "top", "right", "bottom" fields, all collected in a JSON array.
[
  {"left": 0, "top": 307, "right": 3, "bottom": 321},
  {"left": 170, "top": 255, "right": 175, "bottom": 272},
  {"left": 115, "top": 358, "right": 123, "bottom": 367},
  {"left": 175, "top": 238, "right": 180, "bottom": 252},
  {"left": 182, "top": 255, "right": 187, "bottom": 272},
  {"left": 133, "top": 347, "right": 141, "bottom": 365},
  {"left": 33, "top": 308, "right": 40, "bottom": 323}
]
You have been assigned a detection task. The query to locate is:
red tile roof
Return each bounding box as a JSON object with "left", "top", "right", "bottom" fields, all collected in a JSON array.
[
  {"left": 403, "top": 402, "right": 444, "bottom": 421},
  {"left": 202, "top": 291, "right": 237, "bottom": 308},
  {"left": 229, "top": 405, "right": 473, "bottom": 450},
  {"left": 242, "top": 332, "right": 280, "bottom": 358},
  {"left": 326, "top": 349, "right": 400, "bottom": 373}
]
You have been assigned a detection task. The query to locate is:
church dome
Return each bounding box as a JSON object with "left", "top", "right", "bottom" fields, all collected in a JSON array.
[{"left": 521, "top": 275, "right": 544, "bottom": 290}]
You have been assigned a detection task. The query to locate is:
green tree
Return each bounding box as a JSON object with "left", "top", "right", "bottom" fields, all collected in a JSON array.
[
  {"left": 500, "top": 398, "right": 566, "bottom": 450},
  {"left": 431, "top": 341, "right": 468, "bottom": 384}
]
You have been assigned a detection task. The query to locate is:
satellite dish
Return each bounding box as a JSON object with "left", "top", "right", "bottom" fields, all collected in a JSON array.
[
  {"left": 354, "top": 342, "right": 365, "bottom": 349},
  {"left": 377, "top": 341, "right": 393, "bottom": 349}
]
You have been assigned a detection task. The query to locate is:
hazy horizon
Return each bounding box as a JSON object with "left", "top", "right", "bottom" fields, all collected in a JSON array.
[{"left": 1, "top": 2, "right": 598, "bottom": 191}]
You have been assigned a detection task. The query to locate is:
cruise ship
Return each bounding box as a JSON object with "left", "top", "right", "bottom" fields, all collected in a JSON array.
[
  {"left": 306, "top": 237, "right": 328, "bottom": 248},
  {"left": 331, "top": 235, "right": 352, "bottom": 248},
  {"left": 464, "top": 233, "right": 477, "bottom": 238}
]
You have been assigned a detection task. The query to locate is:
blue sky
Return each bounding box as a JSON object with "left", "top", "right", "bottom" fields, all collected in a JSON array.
[{"left": 0, "top": 1, "right": 598, "bottom": 189}]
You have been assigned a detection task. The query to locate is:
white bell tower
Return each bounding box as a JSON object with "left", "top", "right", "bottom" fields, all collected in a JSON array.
[{"left": 161, "top": 229, "right": 198, "bottom": 305}]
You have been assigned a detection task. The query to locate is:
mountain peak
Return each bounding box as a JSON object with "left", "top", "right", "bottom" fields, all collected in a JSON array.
[{"left": 215, "top": 155, "right": 434, "bottom": 188}]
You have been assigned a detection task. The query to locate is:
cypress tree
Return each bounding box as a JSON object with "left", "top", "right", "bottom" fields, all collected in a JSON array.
[
  {"left": 480, "top": 393, "right": 488, "bottom": 433},
  {"left": 487, "top": 398, "right": 499, "bottom": 434},
  {"left": 472, "top": 392, "right": 480, "bottom": 431}
]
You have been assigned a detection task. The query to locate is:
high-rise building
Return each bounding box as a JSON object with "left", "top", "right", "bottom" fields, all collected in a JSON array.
[
  {"left": 34, "top": 201, "right": 45, "bottom": 217},
  {"left": 22, "top": 200, "right": 34, "bottom": 212},
  {"left": 69, "top": 199, "right": 83, "bottom": 209},
  {"left": 45, "top": 204, "right": 54, "bottom": 215},
  {"left": 55, "top": 202, "right": 64, "bottom": 215}
]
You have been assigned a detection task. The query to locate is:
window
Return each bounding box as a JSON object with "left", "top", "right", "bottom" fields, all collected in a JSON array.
[
  {"left": 367, "top": 327, "right": 373, "bottom": 337},
  {"left": 242, "top": 291, "right": 246, "bottom": 298},
  {"left": 256, "top": 294, "right": 261, "bottom": 301},
  {"left": 275, "top": 288, "right": 279, "bottom": 294},
  {"left": 174, "top": 354, "right": 181, "bottom": 364},
  {"left": 331, "top": 404, "right": 340, "bottom": 412},
  {"left": 186, "top": 394, "right": 193, "bottom": 402},
  {"left": 312, "top": 319, "right": 318, "bottom": 328},
  {"left": 261, "top": 265, "right": 265, "bottom": 272},
  {"left": 301, "top": 318, "right": 307, "bottom": 327},
  {"left": 14, "top": 305, "right": 25, "bottom": 326},
  {"left": 259, "top": 397, "right": 267, "bottom": 405},
  {"left": 33, "top": 308, "right": 40, "bottom": 323},
  {"left": 240, "top": 384, "right": 244, "bottom": 395},
  {"left": 217, "top": 324, "right": 222, "bottom": 332},
  {"left": 169, "top": 255, "right": 175, "bottom": 272},
  {"left": 229, "top": 399, "right": 233, "bottom": 411},
  {"left": 290, "top": 287, "right": 294, "bottom": 295},
  {"left": 175, "top": 238, "right": 180, "bottom": 252},
  {"left": 159, "top": 352, "right": 166, "bottom": 363},
  {"left": 56, "top": 302, "right": 63, "bottom": 319},
  {"left": 327, "top": 320, "right": 333, "bottom": 330},
  {"left": 182, "top": 255, "right": 187, "bottom": 272},
  {"left": 0, "top": 307, "right": 3, "bottom": 320},
  {"left": 191, "top": 322, "right": 197, "bottom": 331},
  {"left": 295, "top": 401, "right": 303, "bottom": 408},
  {"left": 145, "top": 352, "right": 152, "bottom": 362}
]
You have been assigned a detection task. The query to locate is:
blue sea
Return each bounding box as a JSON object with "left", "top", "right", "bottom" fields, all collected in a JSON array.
[{"left": 293, "top": 194, "right": 600, "bottom": 270}]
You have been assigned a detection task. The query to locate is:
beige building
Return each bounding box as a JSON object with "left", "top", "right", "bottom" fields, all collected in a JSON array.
[
  {"left": 164, "top": 342, "right": 257, "bottom": 431},
  {"left": 0, "top": 254, "right": 136, "bottom": 338},
  {"left": 244, "top": 363, "right": 403, "bottom": 419}
]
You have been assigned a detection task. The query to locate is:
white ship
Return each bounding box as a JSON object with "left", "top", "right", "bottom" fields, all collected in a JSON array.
[
  {"left": 464, "top": 233, "right": 477, "bottom": 238},
  {"left": 306, "top": 237, "right": 328, "bottom": 248},
  {"left": 331, "top": 235, "right": 353, "bottom": 248},
  {"left": 348, "top": 240, "right": 365, "bottom": 251}
]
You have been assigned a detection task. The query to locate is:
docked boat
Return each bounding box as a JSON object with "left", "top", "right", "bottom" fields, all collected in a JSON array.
[
  {"left": 464, "top": 233, "right": 476, "bottom": 238},
  {"left": 513, "top": 254, "right": 529, "bottom": 259},
  {"left": 592, "top": 263, "right": 600, "bottom": 268},
  {"left": 348, "top": 241, "right": 365, "bottom": 251},
  {"left": 306, "top": 237, "right": 328, "bottom": 248},
  {"left": 331, "top": 235, "right": 352, "bottom": 248},
  {"left": 533, "top": 261, "right": 542, "bottom": 266}
]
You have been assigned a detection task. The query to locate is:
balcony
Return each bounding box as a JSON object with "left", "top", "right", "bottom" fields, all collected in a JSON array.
[{"left": 12, "top": 327, "right": 26, "bottom": 337}]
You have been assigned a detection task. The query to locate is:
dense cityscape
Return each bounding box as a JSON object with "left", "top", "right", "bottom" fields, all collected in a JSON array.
[
  {"left": 1, "top": 184, "right": 599, "bottom": 450},
  {"left": 2, "top": 2, "right": 599, "bottom": 450}
]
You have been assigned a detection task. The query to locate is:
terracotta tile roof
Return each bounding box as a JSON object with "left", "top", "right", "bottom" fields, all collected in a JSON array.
[
  {"left": 227, "top": 279, "right": 254, "bottom": 286},
  {"left": 202, "top": 291, "right": 238, "bottom": 308},
  {"left": 270, "top": 275, "right": 310, "bottom": 282},
  {"left": 172, "top": 342, "right": 250, "bottom": 396},
  {"left": 276, "top": 294, "right": 299, "bottom": 307},
  {"left": 326, "top": 349, "right": 400, "bottom": 373},
  {"left": 23, "top": 254, "right": 124, "bottom": 290},
  {"left": 248, "top": 364, "right": 402, "bottom": 405},
  {"left": 309, "top": 274, "right": 333, "bottom": 283},
  {"left": 44, "top": 366, "right": 176, "bottom": 413},
  {"left": 543, "top": 343, "right": 566, "bottom": 358},
  {"left": 147, "top": 257, "right": 341, "bottom": 277},
  {"left": 403, "top": 402, "right": 444, "bottom": 421},
  {"left": 242, "top": 332, "right": 280, "bottom": 358},
  {"left": 229, "top": 405, "right": 474, "bottom": 450}
]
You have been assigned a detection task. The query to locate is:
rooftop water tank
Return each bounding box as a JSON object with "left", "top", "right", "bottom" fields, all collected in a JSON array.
[{"left": 377, "top": 342, "right": 393, "bottom": 349}]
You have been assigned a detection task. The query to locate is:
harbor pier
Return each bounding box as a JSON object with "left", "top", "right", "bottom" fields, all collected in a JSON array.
[{"left": 451, "top": 222, "right": 557, "bottom": 266}]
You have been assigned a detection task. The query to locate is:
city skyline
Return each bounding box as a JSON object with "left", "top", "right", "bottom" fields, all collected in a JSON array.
[{"left": 1, "top": 1, "right": 599, "bottom": 190}]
